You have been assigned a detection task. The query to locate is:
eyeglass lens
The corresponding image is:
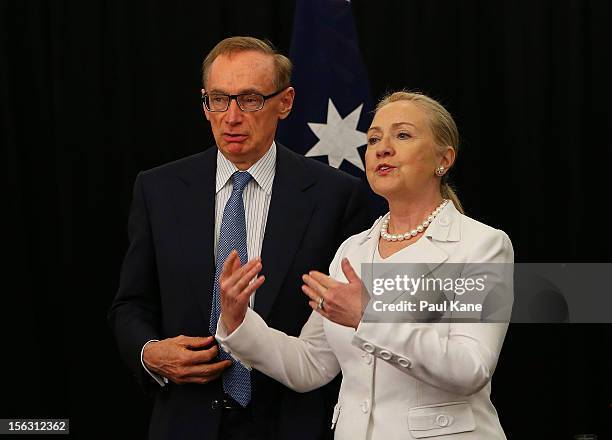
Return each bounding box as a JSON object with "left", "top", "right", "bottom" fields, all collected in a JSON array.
[{"left": 207, "top": 94, "right": 264, "bottom": 111}]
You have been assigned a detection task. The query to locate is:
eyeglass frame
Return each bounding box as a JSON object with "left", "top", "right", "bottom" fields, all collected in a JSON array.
[{"left": 201, "top": 88, "right": 288, "bottom": 112}]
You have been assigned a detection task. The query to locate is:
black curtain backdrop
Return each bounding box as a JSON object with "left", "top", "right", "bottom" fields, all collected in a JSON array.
[{"left": 2, "top": 1, "right": 611, "bottom": 438}]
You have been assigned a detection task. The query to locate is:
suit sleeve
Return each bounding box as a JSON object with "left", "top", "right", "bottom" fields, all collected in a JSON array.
[
  {"left": 352, "top": 230, "right": 514, "bottom": 396},
  {"left": 107, "top": 172, "right": 162, "bottom": 391}
]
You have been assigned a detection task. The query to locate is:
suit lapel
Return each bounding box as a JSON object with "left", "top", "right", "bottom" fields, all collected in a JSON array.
[
  {"left": 174, "top": 147, "right": 217, "bottom": 331},
  {"left": 255, "top": 145, "right": 316, "bottom": 320}
]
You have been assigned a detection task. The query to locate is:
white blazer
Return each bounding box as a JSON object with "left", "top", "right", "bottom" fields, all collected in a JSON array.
[{"left": 217, "top": 201, "right": 513, "bottom": 439}]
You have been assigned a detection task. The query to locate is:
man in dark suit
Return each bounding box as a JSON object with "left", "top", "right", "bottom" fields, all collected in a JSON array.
[{"left": 108, "top": 36, "right": 371, "bottom": 440}]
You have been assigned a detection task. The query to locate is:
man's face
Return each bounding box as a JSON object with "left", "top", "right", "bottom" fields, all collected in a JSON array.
[{"left": 204, "top": 50, "right": 294, "bottom": 170}]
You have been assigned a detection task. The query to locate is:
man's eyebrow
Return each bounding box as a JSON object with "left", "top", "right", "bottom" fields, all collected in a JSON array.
[
  {"left": 239, "top": 88, "right": 265, "bottom": 94},
  {"left": 206, "top": 88, "right": 265, "bottom": 95}
]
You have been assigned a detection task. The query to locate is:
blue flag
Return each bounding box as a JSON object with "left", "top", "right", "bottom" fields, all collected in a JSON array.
[{"left": 278, "top": 0, "right": 379, "bottom": 196}]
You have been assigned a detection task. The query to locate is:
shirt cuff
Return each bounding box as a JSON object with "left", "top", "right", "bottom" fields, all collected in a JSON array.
[
  {"left": 215, "top": 312, "right": 253, "bottom": 370},
  {"left": 141, "top": 339, "right": 169, "bottom": 386}
]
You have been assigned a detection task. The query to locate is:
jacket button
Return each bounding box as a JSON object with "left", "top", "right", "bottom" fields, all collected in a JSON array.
[
  {"left": 361, "top": 353, "right": 373, "bottom": 364},
  {"left": 435, "top": 414, "right": 450, "bottom": 427},
  {"left": 379, "top": 350, "right": 392, "bottom": 360},
  {"left": 397, "top": 357, "right": 412, "bottom": 368},
  {"left": 438, "top": 216, "right": 449, "bottom": 226},
  {"left": 361, "top": 400, "right": 370, "bottom": 413},
  {"left": 362, "top": 343, "right": 375, "bottom": 353},
  {"left": 211, "top": 399, "right": 221, "bottom": 410}
]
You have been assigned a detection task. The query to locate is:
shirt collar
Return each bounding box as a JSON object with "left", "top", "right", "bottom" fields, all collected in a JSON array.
[{"left": 215, "top": 141, "right": 277, "bottom": 195}]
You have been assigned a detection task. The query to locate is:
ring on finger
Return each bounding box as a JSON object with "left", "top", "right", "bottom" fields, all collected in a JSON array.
[{"left": 317, "top": 297, "right": 325, "bottom": 310}]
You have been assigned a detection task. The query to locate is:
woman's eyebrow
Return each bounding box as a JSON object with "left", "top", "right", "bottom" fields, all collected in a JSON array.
[{"left": 390, "top": 122, "right": 417, "bottom": 129}]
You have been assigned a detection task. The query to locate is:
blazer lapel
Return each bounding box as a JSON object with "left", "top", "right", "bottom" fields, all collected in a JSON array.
[
  {"left": 356, "top": 214, "right": 451, "bottom": 296},
  {"left": 174, "top": 147, "right": 217, "bottom": 331},
  {"left": 255, "top": 144, "right": 316, "bottom": 320}
]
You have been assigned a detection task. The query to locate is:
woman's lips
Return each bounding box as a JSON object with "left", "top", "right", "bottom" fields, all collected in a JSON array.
[
  {"left": 375, "top": 165, "right": 396, "bottom": 176},
  {"left": 223, "top": 134, "right": 248, "bottom": 143}
]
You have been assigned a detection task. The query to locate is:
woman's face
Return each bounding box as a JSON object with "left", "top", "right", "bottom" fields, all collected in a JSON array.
[{"left": 365, "top": 100, "right": 441, "bottom": 200}]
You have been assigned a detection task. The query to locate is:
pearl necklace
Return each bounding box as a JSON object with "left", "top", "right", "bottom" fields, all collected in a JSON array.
[{"left": 380, "top": 199, "right": 449, "bottom": 242}]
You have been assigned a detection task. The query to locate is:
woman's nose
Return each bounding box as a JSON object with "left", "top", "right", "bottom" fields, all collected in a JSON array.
[{"left": 376, "top": 139, "right": 394, "bottom": 158}]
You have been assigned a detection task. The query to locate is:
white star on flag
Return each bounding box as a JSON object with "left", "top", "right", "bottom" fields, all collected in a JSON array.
[{"left": 305, "top": 99, "right": 367, "bottom": 171}]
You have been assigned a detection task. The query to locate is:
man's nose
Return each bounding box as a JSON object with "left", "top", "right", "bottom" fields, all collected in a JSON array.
[{"left": 225, "top": 98, "right": 243, "bottom": 124}]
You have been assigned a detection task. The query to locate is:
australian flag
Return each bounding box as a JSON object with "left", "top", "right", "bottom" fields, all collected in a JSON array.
[{"left": 277, "top": 0, "right": 385, "bottom": 215}]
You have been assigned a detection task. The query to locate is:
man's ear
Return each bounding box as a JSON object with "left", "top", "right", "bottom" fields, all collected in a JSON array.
[
  {"left": 278, "top": 87, "right": 295, "bottom": 120},
  {"left": 202, "top": 88, "right": 210, "bottom": 121}
]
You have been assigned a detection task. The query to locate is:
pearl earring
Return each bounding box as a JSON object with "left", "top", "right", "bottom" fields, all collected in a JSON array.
[{"left": 435, "top": 166, "right": 445, "bottom": 176}]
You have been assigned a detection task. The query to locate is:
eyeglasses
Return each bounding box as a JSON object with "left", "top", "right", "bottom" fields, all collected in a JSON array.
[{"left": 201, "top": 89, "right": 285, "bottom": 112}]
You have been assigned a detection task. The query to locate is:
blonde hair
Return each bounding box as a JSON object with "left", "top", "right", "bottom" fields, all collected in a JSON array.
[
  {"left": 375, "top": 90, "right": 464, "bottom": 214},
  {"left": 201, "top": 36, "right": 292, "bottom": 91}
]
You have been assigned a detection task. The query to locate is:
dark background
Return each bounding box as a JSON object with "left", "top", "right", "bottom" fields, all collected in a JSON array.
[{"left": 2, "top": 0, "right": 611, "bottom": 438}]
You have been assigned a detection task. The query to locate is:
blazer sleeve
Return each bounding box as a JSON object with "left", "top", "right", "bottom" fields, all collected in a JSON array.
[
  {"left": 352, "top": 229, "right": 514, "bottom": 397},
  {"left": 107, "top": 172, "right": 162, "bottom": 390},
  {"left": 216, "top": 308, "right": 340, "bottom": 393},
  {"left": 215, "top": 238, "right": 359, "bottom": 393}
]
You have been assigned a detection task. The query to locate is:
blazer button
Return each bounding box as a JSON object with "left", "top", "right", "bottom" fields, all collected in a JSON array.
[
  {"left": 397, "top": 357, "right": 412, "bottom": 368},
  {"left": 438, "top": 216, "right": 450, "bottom": 226},
  {"left": 435, "top": 414, "right": 450, "bottom": 427},
  {"left": 211, "top": 399, "right": 221, "bottom": 410},
  {"left": 362, "top": 343, "right": 375, "bottom": 353},
  {"left": 361, "top": 400, "right": 370, "bottom": 413},
  {"left": 379, "top": 350, "right": 392, "bottom": 360},
  {"left": 361, "top": 353, "right": 373, "bottom": 365}
]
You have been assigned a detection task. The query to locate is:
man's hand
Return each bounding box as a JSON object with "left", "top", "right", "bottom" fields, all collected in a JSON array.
[
  {"left": 143, "top": 335, "right": 231, "bottom": 385},
  {"left": 302, "top": 257, "right": 365, "bottom": 329},
  {"left": 220, "top": 250, "right": 265, "bottom": 334}
]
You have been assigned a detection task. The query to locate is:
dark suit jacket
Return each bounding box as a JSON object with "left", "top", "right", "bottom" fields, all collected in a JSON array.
[{"left": 108, "top": 143, "right": 372, "bottom": 440}]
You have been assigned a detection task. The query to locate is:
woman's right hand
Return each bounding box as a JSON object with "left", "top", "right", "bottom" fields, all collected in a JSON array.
[{"left": 219, "top": 250, "right": 265, "bottom": 334}]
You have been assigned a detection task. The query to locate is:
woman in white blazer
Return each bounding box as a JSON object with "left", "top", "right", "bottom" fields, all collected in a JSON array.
[{"left": 216, "top": 91, "right": 513, "bottom": 439}]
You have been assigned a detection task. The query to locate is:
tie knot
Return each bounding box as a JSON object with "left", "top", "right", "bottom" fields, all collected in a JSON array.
[{"left": 231, "top": 171, "right": 252, "bottom": 193}]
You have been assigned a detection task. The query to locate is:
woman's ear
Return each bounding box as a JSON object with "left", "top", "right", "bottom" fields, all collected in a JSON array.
[{"left": 440, "top": 146, "right": 456, "bottom": 169}]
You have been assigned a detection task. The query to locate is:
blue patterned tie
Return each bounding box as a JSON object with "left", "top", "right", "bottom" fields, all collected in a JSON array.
[{"left": 210, "top": 171, "right": 253, "bottom": 407}]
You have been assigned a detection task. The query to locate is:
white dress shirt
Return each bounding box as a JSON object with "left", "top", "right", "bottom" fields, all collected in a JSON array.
[{"left": 141, "top": 142, "right": 277, "bottom": 386}]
